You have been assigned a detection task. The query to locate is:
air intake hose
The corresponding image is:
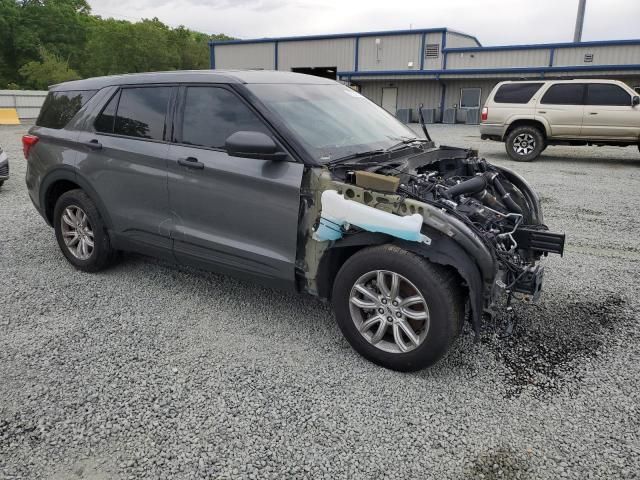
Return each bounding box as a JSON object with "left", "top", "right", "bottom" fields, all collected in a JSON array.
[
  {"left": 485, "top": 172, "right": 523, "bottom": 215},
  {"left": 443, "top": 175, "right": 488, "bottom": 199}
]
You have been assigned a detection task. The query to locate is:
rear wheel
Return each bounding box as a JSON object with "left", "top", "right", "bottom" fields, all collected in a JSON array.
[
  {"left": 332, "top": 244, "right": 464, "bottom": 372},
  {"left": 53, "top": 189, "right": 115, "bottom": 272},
  {"left": 505, "top": 125, "right": 545, "bottom": 162}
]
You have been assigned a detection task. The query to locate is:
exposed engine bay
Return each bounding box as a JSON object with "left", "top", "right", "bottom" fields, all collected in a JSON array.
[{"left": 301, "top": 143, "right": 565, "bottom": 334}]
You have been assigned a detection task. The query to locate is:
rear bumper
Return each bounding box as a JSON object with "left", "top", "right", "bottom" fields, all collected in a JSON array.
[
  {"left": 0, "top": 152, "right": 8, "bottom": 180},
  {"left": 479, "top": 124, "right": 504, "bottom": 141}
]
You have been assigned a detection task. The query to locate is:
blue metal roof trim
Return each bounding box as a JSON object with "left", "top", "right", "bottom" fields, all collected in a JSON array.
[
  {"left": 443, "top": 38, "right": 640, "bottom": 53},
  {"left": 208, "top": 27, "right": 480, "bottom": 46},
  {"left": 338, "top": 63, "right": 640, "bottom": 78}
]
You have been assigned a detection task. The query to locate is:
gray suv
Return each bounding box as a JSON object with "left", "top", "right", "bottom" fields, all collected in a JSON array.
[{"left": 25, "top": 70, "right": 564, "bottom": 371}]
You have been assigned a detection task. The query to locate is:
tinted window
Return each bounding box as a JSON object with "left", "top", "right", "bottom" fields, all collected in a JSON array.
[
  {"left": 181, "top": 87, "right": 268, "bottom": 149},
  {"left": 494, "top": 83, "right": 543, "bottom": 104},
  {"left": 37, "top": 90, "right": 96, "bottom": 129},
  {"left": 586, "top": 84, "right": 631, "bottom": 106},
  {"left": 112, "top": 87, "right": 171, "bottom": 140},
  {"left": 540, "top": 84, "right": 585, "bottom": 105},
  {"left": 94, "top": 91, "right": 119, "bottom": 133}
]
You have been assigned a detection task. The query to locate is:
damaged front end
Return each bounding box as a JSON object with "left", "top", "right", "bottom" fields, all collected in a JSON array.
[{"left": 298, "top": 143, "right": 565, "bottom": 335}]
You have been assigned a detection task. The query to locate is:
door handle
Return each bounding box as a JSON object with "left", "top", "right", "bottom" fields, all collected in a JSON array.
[
  {"left": 177, "top": 156, "right": 204, "bottom": 169},
  {"left": 82, "top": 139, "right": 102, "bottom": 150},
  {"left": 588, "top": 112, "right": 598, "bottom": 115},
  {"left": 537, "top": 111, "right": 546, "bottom": 114}
]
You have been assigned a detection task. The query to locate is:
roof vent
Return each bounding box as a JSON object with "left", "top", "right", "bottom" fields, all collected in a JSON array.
[
  {"left": 584, "top": 53, "right": 594, "bottom": 63},
  {"left": 425, "top": 44, "right": 440, "bottom": 59}
]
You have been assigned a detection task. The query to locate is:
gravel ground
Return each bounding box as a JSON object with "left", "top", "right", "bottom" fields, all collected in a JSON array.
[{"left": 1, "top": 123, "right": 639, "bottom": 479}]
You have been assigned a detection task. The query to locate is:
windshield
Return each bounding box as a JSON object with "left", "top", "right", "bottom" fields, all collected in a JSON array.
[{"left": 247, "top": 83, "right": 419, "bottom": 163}]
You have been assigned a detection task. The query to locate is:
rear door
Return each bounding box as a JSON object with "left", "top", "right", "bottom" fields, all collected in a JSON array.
[
  {"left": 581, "top": 83, "right": 639, "bottom": 140},
  {"left": 536, "top": 83, "right": 585, "bottom": 138},
  {"left": 77, "top": 85, "right": 174, "bottom": 257},
  {"left": 166, "top": 84, "right": 304, "bottom": 289}
]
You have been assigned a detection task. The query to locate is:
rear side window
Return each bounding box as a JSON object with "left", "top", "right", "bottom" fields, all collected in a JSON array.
[
  {"left": 180, "top": 86, "right": 268, "bottom": 149},
  {"left": 540, "top": 84, "right": 585, "bottom": 105},
  {"left": 37, "top": 90, "right": 96, "bottom": 129},
  {"left": 95, "top": 86, "right": 171, "bottom": 141},
  {"left": 586, "top": 84, "right": 631, "bottom": 106},
  {"left": 494, "top": 83, "right": 543, "bottom": 104}
]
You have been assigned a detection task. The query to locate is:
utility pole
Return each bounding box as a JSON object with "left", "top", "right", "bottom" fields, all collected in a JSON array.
[{"left": 573, "top": 0, "right": 587, "bottom": 42}]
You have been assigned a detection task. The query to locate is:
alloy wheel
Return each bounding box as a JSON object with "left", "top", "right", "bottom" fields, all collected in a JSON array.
[
  {"left": 513, "top": 133, "right": 536, "bottom": 155},
  {"left": 348, "top": 270, "right": 430, "bottom": 354},
  {"left": 60, "top": 205, "right": 94, "bottom": 260}
]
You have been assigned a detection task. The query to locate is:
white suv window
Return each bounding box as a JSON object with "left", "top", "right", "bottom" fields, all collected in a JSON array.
[
  {"left": 540, "top": 84, "right": 585, "bottom": 105},
  {"left": 585, "top": 84, "right": 631, "bottom": 106}
]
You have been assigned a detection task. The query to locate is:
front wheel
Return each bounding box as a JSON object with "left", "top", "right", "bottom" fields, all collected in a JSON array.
[
  {"left": 505, "top": 126, "right": 545, "bottom": 162},
  {"left": 332, "top": 245, "right": 464, "bottom": 372}
]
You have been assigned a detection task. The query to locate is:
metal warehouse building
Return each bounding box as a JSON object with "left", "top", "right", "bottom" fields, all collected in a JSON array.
[{"left": 209, "top": 27, "right": 640, "bottom": 124}]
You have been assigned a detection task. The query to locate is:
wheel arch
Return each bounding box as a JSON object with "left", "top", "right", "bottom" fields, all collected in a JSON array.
[
  {"left": 40, "top": 167, "right": 114, "bottom": 229},
  {"left": 504, "top": 118, "right": 549, "bottom": 140},
  {"left": 315, "top": 231, "right": 486, "bottom": 335}
]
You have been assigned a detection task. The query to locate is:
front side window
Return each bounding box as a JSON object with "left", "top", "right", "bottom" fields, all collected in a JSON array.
[
  {"left": 180, "top": 87, "right": 268, "bottom": 149},
  {"left": 586, "top": 84, "right": 631, "bottom": 106},
  {"left": 494, "top": 83, "right": 543, "bottom": 104},
  {"left": 246, "top": 83, "right": 418, "bottom": 162},
  {"left": 95, "top": 87, "right": 171, "bottom": 141},
  {"left": 540, "top": 84, "right": 585, "bottom": 105},
  {"left": 37, "top": 90, "right": 96, "bottom": 129}
]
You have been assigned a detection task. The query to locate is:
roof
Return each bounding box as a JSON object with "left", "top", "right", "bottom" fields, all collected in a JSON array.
[
  {"left": 50, "top": 69, "right": 337, "bottom": 91},
  {"left": 209, "top": 27, "right": 481, "bottom": 47}
]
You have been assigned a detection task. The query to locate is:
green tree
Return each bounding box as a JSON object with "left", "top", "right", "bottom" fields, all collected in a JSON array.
[
  {"left": 0, "top": 0, "right": 232, "bottom": 89},
  {"left": 19, "top": 48, "right": 80, "bottom": 89}
]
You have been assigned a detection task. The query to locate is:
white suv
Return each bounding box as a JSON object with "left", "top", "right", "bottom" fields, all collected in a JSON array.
[{"left": 480, "top": 79, "right": 640, "bottom": 161}]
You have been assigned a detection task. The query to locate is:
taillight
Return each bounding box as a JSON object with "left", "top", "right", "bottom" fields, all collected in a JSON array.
[
  {"left": 481, "top": 107, "right": 488, "bottom": 122},
  {"left": 22, "top": 134, "right": 39, "bottom": 160}
]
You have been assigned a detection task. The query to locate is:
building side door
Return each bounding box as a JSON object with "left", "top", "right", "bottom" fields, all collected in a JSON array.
[
  {"left": 381, "top": 87, "right": 398, "bottom": 115},
  {"left": 536, "top": 83, "right": 585, "bottom": 138}
]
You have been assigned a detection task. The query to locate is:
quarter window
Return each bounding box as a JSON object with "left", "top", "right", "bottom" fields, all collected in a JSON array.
[
  {"left": 540, "top": 84, "right": 585, "bottom": 105},
  {"left": 94, "top": 91, "right": 119, "bottom": 134},
  {"left": 37, "top": 90, "right": 96, "bottom": 129},
  {"left": 585, "top": 84, "right": 631, "bottom": 106},
  {"left": 180, "top": 87, "right": 268, "bottom": 149},
  {"left": 494, "top": 83, "right": 543, "bottom": 104}
]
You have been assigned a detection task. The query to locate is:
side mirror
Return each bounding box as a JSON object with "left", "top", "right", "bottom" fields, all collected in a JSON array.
[
  {"left": 633, "top": 96, "right": 640, "bottom": 106},
  {"left": 225, "top": 131, "right": 287, "bottom": 161}
]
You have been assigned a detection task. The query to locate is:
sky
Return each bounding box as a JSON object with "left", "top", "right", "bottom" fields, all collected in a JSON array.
[{"left": 86, "top": 0, "right": 640, "bottom": 46}]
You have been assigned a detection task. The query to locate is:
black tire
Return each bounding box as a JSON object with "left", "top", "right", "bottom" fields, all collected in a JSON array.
[
  {"left": 0, "top": 180, "right": 4, "bottom": 187},
  {"left": 505, "top": 125, "right": 545, "bottom": 162},
  {"left": 332, "top": 244, "right": 464, "bottom": 372},
  {"left": 53, "top": 189, "right": 114, "bottom": 272}
]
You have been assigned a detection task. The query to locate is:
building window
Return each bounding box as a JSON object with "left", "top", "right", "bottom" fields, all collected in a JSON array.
[
  {"left": 584, "top": 53, "right": 594, "bottom": 63},
  {"left": 460, "top": 88, "right": 481, "bottom": 109},
  {"left": 425, "top": 44, "right": 440, "bottom": 59}
]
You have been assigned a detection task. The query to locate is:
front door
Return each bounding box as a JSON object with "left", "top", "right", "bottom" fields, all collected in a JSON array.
[
  {"left": 381, "top": 87, "right": 398, "bottom": 115},
  {"left": 581, "top": 83, "right": 640, "bottom": 140},
  {"left": 536, "top": 83, "right": 585, "bottom": 138},
  {"left": 166, "top": 85, "right": 304, "bottom": 289}
]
